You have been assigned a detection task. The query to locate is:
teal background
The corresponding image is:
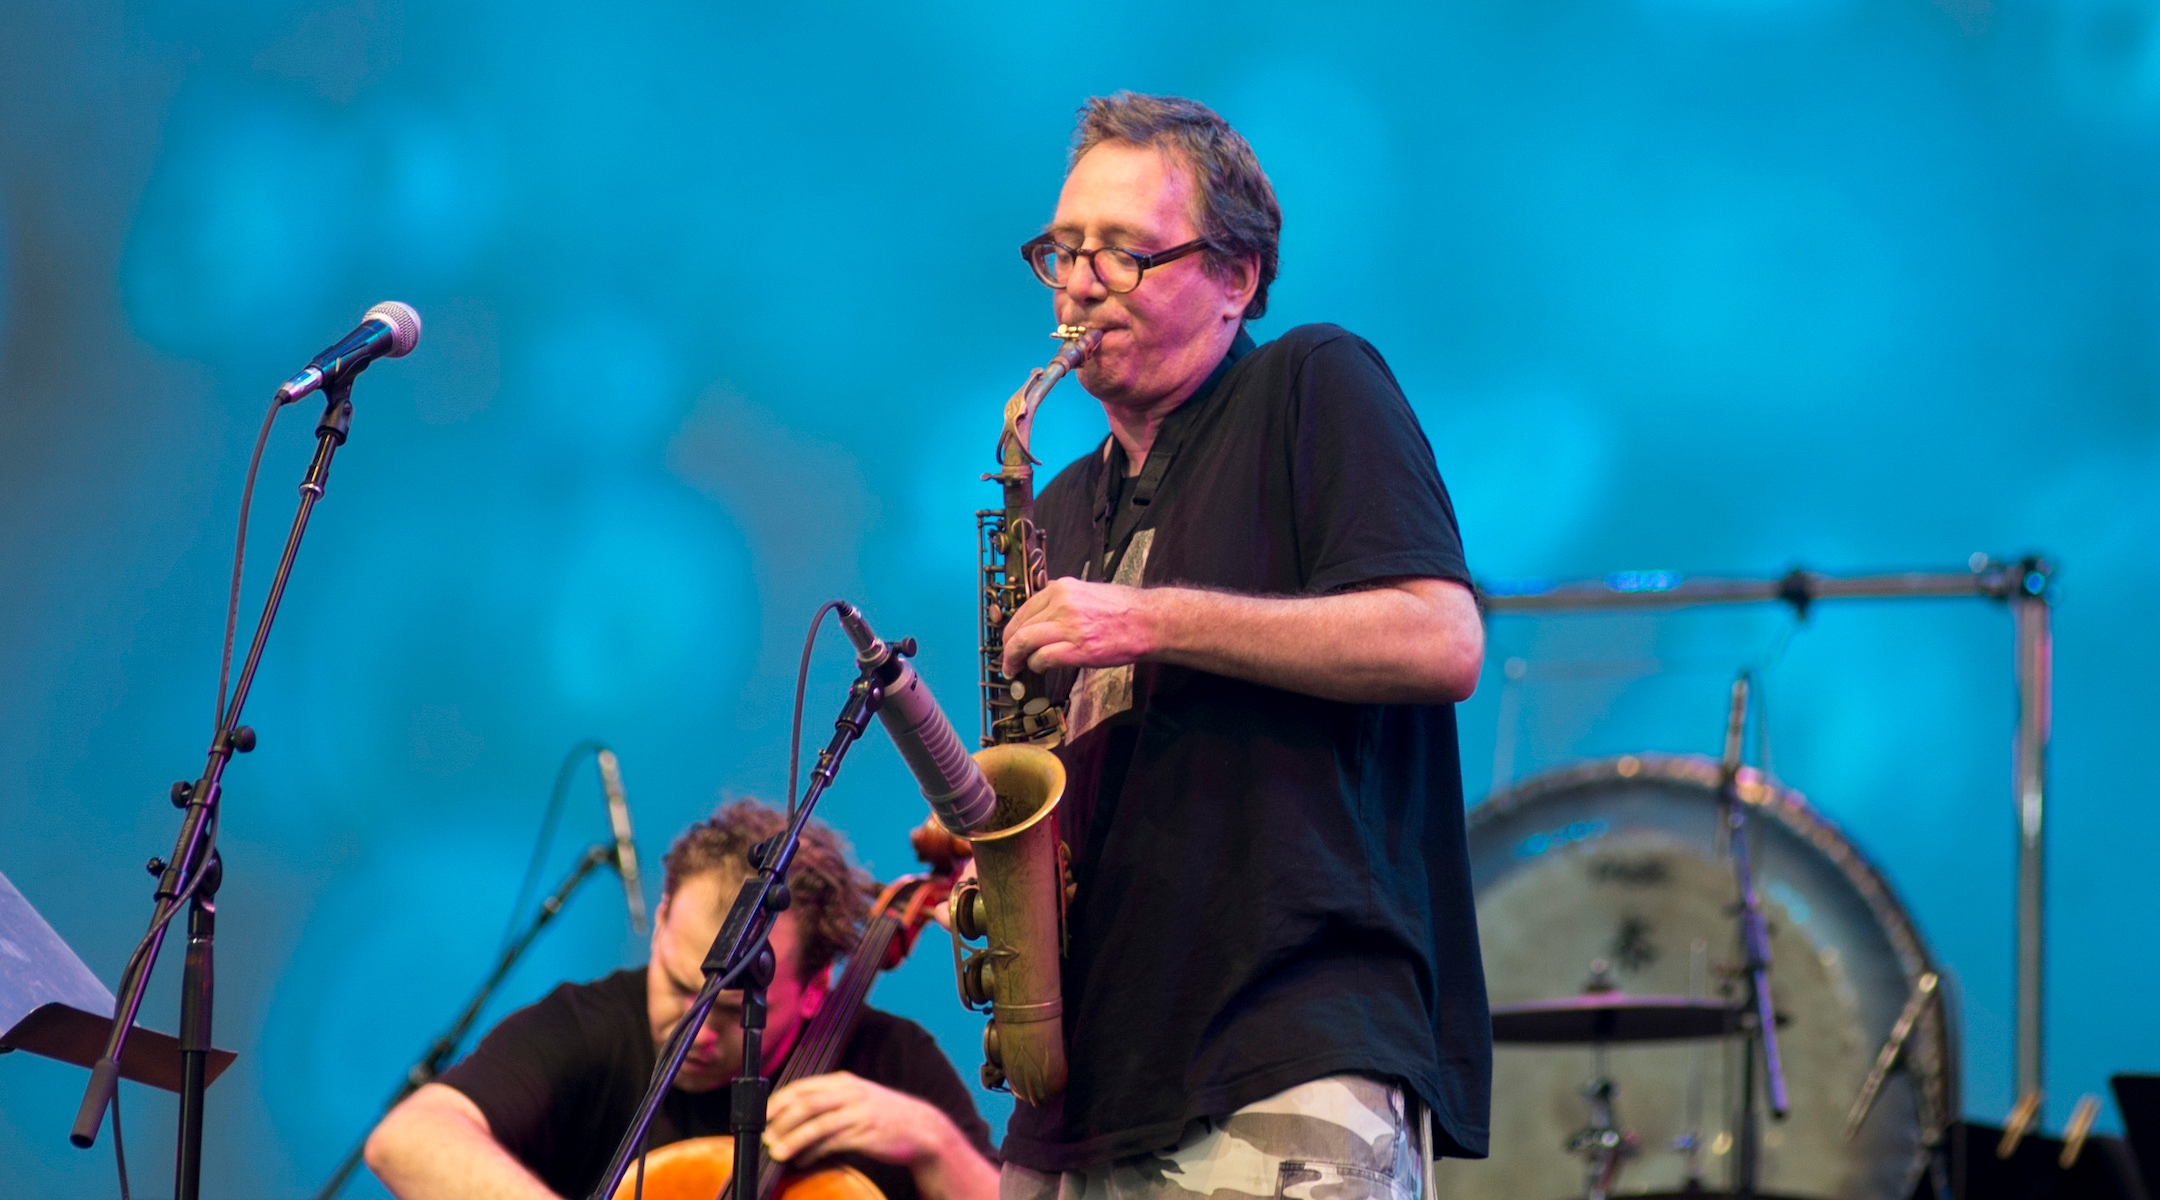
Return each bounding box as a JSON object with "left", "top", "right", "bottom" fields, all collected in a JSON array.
[{"left": 4, "top": 0, "right": 2158, "bottom": 1195}]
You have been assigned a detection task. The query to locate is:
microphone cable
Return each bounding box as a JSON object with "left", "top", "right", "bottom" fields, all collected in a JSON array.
[
  {"left": 110, "top": 1078, "right": 130, "bottom": 1200},
  {"left": 786, "top": 601, "right": 846, "bottom": 822},
  {"left": 158, "top": 393, "right": 283, "bottom": 930},
  {"left": 213, "top": 395, "right": 284, "bottom": 732},
  {"left": 499, "top": 739, "right": 608, "bottom": 956},
  {"left": 98, "top": 391, "right": 284, "bottom": 1198}
]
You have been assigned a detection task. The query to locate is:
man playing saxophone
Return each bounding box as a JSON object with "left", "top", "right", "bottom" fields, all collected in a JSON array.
[{"left": 991, "top": 92, "right": 1490, "bottom": 1200}]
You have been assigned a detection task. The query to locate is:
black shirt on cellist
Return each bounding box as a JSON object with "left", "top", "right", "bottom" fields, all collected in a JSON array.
[
  {"left": 999, "top": 323, "right": 1491, "bottom": 1171},
  {"left": 436, "top": 968, "right": 996, "bottom": 1200}
]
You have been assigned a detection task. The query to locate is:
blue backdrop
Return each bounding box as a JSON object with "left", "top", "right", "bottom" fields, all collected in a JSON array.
[{"left": 4, "top": 0, "right": 2157, "bottom": 1195}]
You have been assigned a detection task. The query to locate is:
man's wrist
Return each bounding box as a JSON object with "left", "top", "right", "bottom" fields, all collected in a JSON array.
[
  {"left": 908, "top": 1110, "right": 997, "bottom": 1200},
  {"left": 908, "top": 1099, "right": 963, "bottom": 1169},
  {"left": 1131, "top": 584, "right": 1185, "bottom": 661}
]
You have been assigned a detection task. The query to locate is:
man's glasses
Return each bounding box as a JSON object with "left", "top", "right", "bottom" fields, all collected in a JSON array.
[{"left": 1020, "top": 234, "right": 1211, "bottom": 294}]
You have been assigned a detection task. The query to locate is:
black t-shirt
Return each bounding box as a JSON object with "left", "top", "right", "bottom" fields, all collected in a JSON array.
[
  {"left": 436, "top": 968, "right": 996, "bottom": 1200},
  {"left": 998, "top": 323, "right": 1491, "bottom": 1170}
]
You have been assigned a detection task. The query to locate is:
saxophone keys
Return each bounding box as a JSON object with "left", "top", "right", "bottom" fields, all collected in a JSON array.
[
  {"left": 961, "top": 947, "right": 997, "bottom": 1005},
  {"left": 954, "top": 884, "right": 989, "bottom": 942},
  {"left": 979, "top": 1035, "right": 1007, "bottom": 1091}
]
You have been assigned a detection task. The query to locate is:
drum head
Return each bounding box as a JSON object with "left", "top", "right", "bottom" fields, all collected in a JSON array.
[{"left": 1436, "top": 755, "right": 1953, "bottom": 1200}]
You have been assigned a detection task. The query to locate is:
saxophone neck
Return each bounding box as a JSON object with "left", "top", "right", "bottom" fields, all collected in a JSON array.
[{"left": 998, "top": 327, "right": 1102, "bottom": 479}]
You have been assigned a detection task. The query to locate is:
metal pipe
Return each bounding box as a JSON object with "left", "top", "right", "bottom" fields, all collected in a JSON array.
[
  {"left": 2012, "top": 577, "right": 2052, "bottom": 1115},
  {"left": 1480, "top": 563, "right": 2023, "bottom": 615}
]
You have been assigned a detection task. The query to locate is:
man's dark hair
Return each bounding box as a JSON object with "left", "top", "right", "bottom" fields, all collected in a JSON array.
[
  {"left": 1070, "top": 91, "right": 1283, "bottom": 320},
  {"left": 660, "top": 799, "right": 874, "bottom": 980}
]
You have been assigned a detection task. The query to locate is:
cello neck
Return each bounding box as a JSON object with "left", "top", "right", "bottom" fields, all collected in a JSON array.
[{"left": 776, "top": 914, "right": 903, "bottom": 1087}]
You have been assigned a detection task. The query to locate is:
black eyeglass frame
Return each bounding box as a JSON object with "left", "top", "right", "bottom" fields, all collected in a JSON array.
[{"left": 1020, "top": 234, "right": 1214, "bottom": 292}]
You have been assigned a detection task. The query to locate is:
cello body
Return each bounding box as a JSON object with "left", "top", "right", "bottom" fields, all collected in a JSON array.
[{"left": 608, "top": 1135, "right": 882, "bottom": 1200}]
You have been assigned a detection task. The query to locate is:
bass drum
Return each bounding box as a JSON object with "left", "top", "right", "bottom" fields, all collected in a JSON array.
[{"left": 1435, "top": 755, "right": 1954, "bottom": 1200}]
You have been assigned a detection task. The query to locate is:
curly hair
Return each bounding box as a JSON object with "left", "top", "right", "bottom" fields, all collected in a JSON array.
[
  {"left": 660, "top": 799, "right": 874, "bottom": 981},
  {"left": 1070, "top": 91, "right": 1283, "bottom": 320}
]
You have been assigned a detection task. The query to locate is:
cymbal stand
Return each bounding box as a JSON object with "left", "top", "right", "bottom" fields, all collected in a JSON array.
[
  {"left": 1719, "top": 673, "right": 1788, "bottom": 1200},
  {"left": 1567, "top": 1044, "right": 1639, "bottom": 1200},
  {"left": 1671, "top": 938, "right": 1711, "bottom": 1191}
]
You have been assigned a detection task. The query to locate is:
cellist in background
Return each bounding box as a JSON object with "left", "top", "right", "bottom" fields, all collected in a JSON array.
[{"left": 364, "top": 800, "right": 999, "bottom": 1200}]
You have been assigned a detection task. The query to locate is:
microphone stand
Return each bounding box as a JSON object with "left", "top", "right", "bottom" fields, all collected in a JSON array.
[
  {"left": 70, "top": 384, "right": 358, "bottom": 1200},
  {"left": 313, "top": 842, "right": 622, "bottom": 1200},
  {"left": 1719, "top": 673, "right": 1788, "bottom": 1200},
  {"left": 587, "top": 671, "right": 884, "bottom": 1200}
]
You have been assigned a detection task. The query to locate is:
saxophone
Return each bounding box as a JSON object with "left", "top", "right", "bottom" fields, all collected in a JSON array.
[{"left": 942, "top": 324, "right": 1101, "bottom": 1105}]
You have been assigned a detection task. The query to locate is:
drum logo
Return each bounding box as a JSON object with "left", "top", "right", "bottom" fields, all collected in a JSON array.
[{"left": 1513, "top": 818, "right": 1609, "bottom": 859}]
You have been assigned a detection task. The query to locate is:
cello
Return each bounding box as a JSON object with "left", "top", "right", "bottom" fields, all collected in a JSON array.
[{"left": 614, "top": 824, "right": 968, "bottom": 1200}]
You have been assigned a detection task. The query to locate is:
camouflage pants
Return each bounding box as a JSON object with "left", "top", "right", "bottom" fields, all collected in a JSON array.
[{"left": 1002, "top": 1076, "right": 1429, "bottom": 1200}]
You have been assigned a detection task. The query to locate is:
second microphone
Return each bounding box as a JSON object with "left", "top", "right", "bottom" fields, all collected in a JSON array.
[{"left": 834, "top": 603, "right": 997, "bottom": 834}]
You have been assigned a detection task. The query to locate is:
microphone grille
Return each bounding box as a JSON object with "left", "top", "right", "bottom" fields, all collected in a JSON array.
[{"left": 363, "top": 301, "right": 424, "bottom": 357}]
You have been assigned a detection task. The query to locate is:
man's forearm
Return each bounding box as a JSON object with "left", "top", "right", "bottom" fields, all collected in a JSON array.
[
  {"left": 1137, "top": 579, "right": 1483, "bottom": 704},
  {"left": 365, "top": 1084, "right": 560, "bottom": 1200},
  {"left": 763, "top": 1071, "right": 999, "bottom": 1200},
  {"left": 908, "top": 1118, "right": 1001, "bottom": 1200}
]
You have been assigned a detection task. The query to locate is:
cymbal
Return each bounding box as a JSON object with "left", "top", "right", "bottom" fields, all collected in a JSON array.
[{"left": 1490, "top": 993, "right": 1742, "bottom": 1044}]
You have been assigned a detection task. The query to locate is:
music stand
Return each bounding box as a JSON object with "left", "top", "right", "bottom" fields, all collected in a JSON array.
[{"left": 0, "top": 870, "right": 235, "bottom": 1092}]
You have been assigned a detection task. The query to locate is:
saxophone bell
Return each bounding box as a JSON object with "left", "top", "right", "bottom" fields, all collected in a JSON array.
[{"left": 948, "top": 743, "right": 1068, "bottom": 1103}]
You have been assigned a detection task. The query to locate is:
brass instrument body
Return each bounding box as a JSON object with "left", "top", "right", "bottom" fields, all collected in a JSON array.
[
  {"left": 948, "top": 745, "right": 1069, "bottom": 1104},
  {"left": 952, "top": 325, "right": 1098, "bottom": 1106}
]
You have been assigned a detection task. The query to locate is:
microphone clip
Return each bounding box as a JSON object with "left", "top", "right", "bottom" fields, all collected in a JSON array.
[
  {"left": 864, "top": 635, "right": 920, "bottom": 674},
  {"left": 851, "top": 638, "right": 918, "bottom": 705}
]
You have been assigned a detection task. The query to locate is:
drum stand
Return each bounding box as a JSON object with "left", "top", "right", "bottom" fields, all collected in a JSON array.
[{"left": 1718, "top": 674, "right": 1789, "bottom": 1200}]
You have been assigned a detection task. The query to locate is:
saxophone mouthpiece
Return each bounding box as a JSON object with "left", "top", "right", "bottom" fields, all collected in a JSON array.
[{"left": 1047, "top": 326, "right": 1103, "bottom": 372}]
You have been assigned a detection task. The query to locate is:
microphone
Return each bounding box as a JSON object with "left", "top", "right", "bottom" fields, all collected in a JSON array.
[
  {"left": 276, "top": 301, "right": 424, "bottom": 402},
  {"left": 1720, "top": 672, "right": 1750, "bottom": 786},
  {"left": 834, "top": 602, "right": 998, "bottom": 833},
  {"left": 596, "top": 748, "right": 648, "bottom": 935}
]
